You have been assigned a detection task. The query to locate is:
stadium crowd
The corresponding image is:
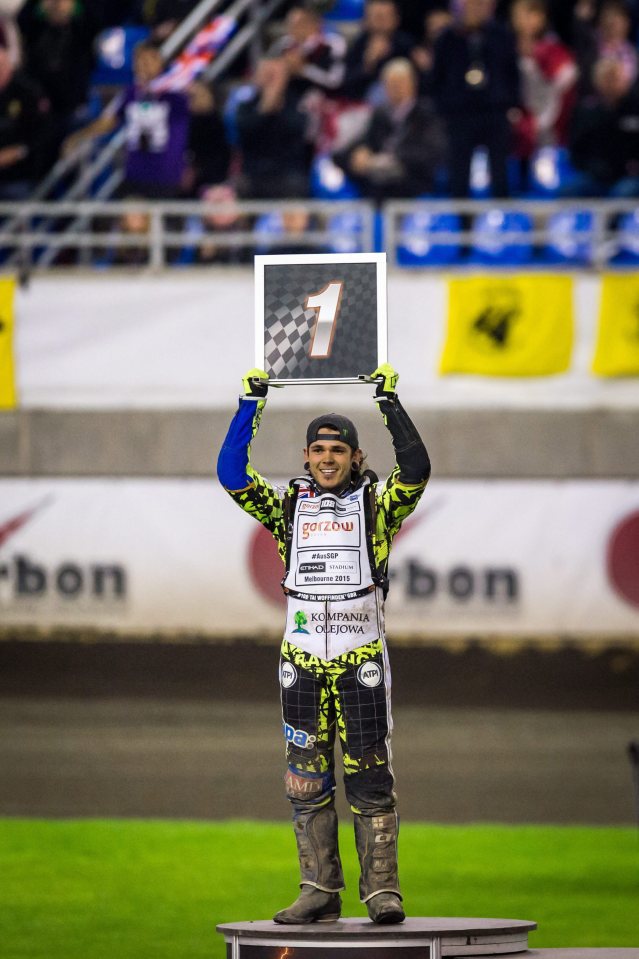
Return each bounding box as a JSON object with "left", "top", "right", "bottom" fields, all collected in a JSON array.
[{"left": 2, "top": 0, "right": 639, "bottom": 235}]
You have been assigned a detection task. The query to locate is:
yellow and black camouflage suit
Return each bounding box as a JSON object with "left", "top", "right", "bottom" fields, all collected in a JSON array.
[{"left": 217, "top": 378, "right": 430, "bottom": 923}]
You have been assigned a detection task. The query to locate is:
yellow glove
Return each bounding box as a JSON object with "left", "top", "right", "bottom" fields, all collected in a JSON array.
[
  {"left": 242, "top": 368, "right": 269, "bottom": 398},
  {"left": 370, "top": 363, "right": 399, "bottom": 398}
]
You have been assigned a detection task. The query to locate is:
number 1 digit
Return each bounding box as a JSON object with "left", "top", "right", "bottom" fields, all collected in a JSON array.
[{"left": 306, "top": 281, "right": 344, "bottom": 358}]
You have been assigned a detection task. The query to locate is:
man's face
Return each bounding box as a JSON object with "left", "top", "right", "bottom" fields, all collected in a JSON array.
[
  {"left": 134, "top": 48, "right": 163, "bottom": 85},
  {"left": 461, "top": 0, "right": 495, "bottom": 28},
  {"left": 304, "top": 431, "right": 361, "bottom": 491},
  {"left": 385, "top": 68, "right": 414, "bottom": 105},
  {"left": 511, "top": 2, "right": 546, "bottom": 38},
  {"left": 287, "top": 8, "right": 316, "bottom": 42},
  {"left": 0, "top": 48, "right": 12, "bottom": 88},
  {"left": 366, "top": 0, "right": 398, "bottom": 36}
]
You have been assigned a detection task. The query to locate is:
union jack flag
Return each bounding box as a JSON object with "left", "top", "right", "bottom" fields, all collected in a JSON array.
[{"left": 150, "top": 15, "right": 236, "bottom": 93}]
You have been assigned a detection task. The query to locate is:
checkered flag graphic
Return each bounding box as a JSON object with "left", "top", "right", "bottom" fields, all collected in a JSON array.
[{"left": 262, "top": 261, "right": 380, "bottom": 380}]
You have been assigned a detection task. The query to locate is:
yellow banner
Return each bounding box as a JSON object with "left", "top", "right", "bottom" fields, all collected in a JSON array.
[
  {"left": 0, "top": 277, "right": 16, "bottom": 409},
  {"left": 440, "top": 274, "right": 573, "bottom": 376},
  {"left": 592, "top": 274, "right": 639, "bottom": 376}
]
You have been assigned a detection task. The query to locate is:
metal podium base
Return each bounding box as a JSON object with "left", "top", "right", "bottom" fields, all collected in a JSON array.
[{"left": 216, "top": 917, "right": 538, "bottom": 959}]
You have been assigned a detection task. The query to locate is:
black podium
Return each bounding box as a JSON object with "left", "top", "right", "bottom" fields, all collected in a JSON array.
[{"left": 217, "top": 917, "right": 538, "bottom": 959}]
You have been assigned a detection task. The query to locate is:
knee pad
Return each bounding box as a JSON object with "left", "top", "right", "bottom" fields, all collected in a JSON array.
[{"left": 285, "top": 766, "right": 335, "bottom": 802}]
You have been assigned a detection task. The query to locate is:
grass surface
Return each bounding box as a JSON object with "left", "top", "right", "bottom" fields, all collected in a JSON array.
[{"left": 1, "top": 818, "right": 638, "bottom": 959}]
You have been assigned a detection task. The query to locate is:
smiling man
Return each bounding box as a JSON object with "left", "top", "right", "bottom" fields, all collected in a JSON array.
[{"left": 217, "top": 363, "right": 430, "bottom": 925}]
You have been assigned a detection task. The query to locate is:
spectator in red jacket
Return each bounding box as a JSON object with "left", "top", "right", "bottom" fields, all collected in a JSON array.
[{"left": 510, "top": 0, "right": 578, "bottom": 160}]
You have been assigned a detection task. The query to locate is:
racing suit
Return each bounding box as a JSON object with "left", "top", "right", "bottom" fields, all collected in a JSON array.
[{"left": 217, "top": 388, "right": 430, "bottom": 912}]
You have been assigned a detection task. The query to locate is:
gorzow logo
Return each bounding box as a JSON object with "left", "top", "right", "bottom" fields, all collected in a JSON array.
[
  {"left": 283, "top": 722, "right": 316, "bottom": 749},
  {"left": 280, "top": 662, "right": 298, "bottom": 689},
  {"left": 357, "top": 661, "right": 382, "bottom": 688}
]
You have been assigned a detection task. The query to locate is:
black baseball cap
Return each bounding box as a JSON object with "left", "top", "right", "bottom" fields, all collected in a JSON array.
[{"left": 306, "top": 413, "right": 359, "bottom": 450}]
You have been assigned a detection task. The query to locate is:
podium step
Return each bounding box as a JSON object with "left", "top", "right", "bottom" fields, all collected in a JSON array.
[{"left": 217, "top": 917, "right": 537, "bottom": 958}]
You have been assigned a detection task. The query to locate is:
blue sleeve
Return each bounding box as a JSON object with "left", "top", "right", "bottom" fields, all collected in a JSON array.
[{"left": 217, "top": 398, "right": 263, "bottom": 491}]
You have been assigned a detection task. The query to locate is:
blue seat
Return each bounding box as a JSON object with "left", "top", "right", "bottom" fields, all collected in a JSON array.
[
  {"left": 528, "top": 146, "right": 574, "bottom": 198},
  {"left": 310, "top": 155, "right": 361, "bottom": 200},
  {"left": 324, "top": 0, "right": 365, "bottom": 20},
  {"left": 610, "top": 209, "right": 639, "bottom": 264},
  {"left": 396, "top": 211, "right": 462, "bottom": 266},
  {"left": 223, "top": 83, "right": 255, "bottom": 147},
  {"left": 543, "top": 208, "right": 594, "bottom": 265},
  {"left": 468, "top": 209, "right": 533, "bottom": 265},
  {"left": 91, "top": 26, "right": 150, "bottom": 87},
  {"left": 327, "top": 211, "right": 365, "bottom": 253},
  {"left": 253, "top": 212, "right": 284, "bottom": 252}
]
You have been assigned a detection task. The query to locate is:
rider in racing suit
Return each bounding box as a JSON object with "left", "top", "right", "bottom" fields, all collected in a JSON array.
[{"left": 217, "top": 363, "right": 430, "bottom": 925}]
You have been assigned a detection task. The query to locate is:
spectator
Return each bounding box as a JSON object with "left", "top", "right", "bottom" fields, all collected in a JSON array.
[
  {"left": 394, "top": 0, "right": 453, "bottom": 41},
  {"left": 334, "top": 57, "right": 446, "bottom": 198},
  {"left": 235, "top": 56, "right": 311, "bottom": 199},
  {"left": 268, "top": 4, "right": 347, "bottom": 102},
  {"left": 183, "top": 79, "right": 230, "bottom": 197},
  {"left": 411, "top": 6, "right": 454, "bottom": 94},
  {"left": 64, "top": 41, "right": 190, "bottom": 199},
  {"left": 0, "top": 0, "right": 23, "bottom": 67},
  {"left": 597, "top": 0, "right": 638, "bottom": 83},
  {"left": 195, "top": 183, "right": 250, "bottom": 265},
  {"left": 148, "top": 0, "right": 199, "bottom": 44},
  {"left": 341, "top": 0, "right": 415, "bottom": 101},
  {"left": 430, "top": 0, "right": 521, "bottom": 197},
  {"left": 561, "top": 56, "right": 639, "bottom": 196},
  {"left": 0, "top": 41, "right": 50, "bottom": 198},
  {"left": 19, "top": 0, "right": 101, "bottom": 153},
  {"left": 573, "top": 0, "right": 638, "bottom": 94},
  {"left": 510, "top": 0, "right": 578, "bottom": 161}
]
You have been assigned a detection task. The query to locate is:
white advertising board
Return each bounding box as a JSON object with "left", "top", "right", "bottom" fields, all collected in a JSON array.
[
  {"left": 13, "top": 272, "right": 639, "bottom": 410},
  {"left": 0, "top": 478, "right": 638, "bottom": 639}
]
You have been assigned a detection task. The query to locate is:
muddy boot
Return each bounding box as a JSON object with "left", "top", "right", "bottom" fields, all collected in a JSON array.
[
  {"left": 274, "top": 804, "right": 344, "bottom": 924},
  {"left": 354, "top": 811, "right": 405, "bottom": 924}
]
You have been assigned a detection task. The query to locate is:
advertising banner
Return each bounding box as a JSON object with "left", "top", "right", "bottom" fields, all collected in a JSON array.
[{"left": 1, "top": 479, "right": 638, "bottom": 640}]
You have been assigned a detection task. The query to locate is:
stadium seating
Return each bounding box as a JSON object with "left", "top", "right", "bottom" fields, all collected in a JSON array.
[
  {"left": 222, "top": 83, "right": 256, "bottom": 147},
  {"left": 468, "top": 208, "right": 533, "bottom": 265},
  {"left": 91, "top": 26, "right": 151, "bottom": 87},
  {"left": 542, "top": 208, "right": 594, "bottom": 265},
  {"left": 310, "top": 155, "right": 361, "bottom": 200},
  {"left": 324, "top": 0, "right": 365, "bottom": 21},
  {"left": 396, "top": 210, "right": 462, "bottom": 266},
  {"left": 610, "top": 209, "right": 639, "bottom": 265},
  {"left": 326, "top": 211, "right": 365, "bottom": 253},
  {"left": 527, "top": 146, "right": 575, "bottom": 198}
]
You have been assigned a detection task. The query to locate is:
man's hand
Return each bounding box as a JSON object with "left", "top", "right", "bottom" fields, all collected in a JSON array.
[
  {"left": 242, "top": 367, "right": 269, "bottom": 398},
  {"left": 370, "top": 363, "right": 399, "bottom": 399}
]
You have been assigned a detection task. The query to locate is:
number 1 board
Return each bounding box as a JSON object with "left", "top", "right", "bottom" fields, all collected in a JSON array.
[{"left": 254, "top": 253, "right": 387, "bottom": 385}]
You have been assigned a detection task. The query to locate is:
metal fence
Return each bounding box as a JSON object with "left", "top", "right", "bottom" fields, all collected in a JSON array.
[{"left": 1, "top": 198, "right": 639, "bottom": 276}]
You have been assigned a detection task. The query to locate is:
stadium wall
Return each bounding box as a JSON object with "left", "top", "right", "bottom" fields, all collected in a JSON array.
[
  {"left": 1, "top": 270, "right": 637, "bottom": 641},
  {"left": 3, "top": 269, "right": 639, "bottom": 479}
]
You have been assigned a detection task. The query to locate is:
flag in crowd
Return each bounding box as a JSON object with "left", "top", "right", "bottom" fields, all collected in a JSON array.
[{"left": 150, "top": 15, "right": 237, "bottom": 93}]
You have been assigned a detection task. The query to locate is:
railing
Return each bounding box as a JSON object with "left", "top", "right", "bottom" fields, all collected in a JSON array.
[
  {"left": 0, "top": 200, "right": 375, "bottom": 275},
  {"left": 2, "top": 199, "right": 638, "bottom": 276}
]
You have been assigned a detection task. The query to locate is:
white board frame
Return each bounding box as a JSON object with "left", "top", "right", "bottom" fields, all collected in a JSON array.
[{"left": 254, "top": 252, "right": 388, "bottom": 385}]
